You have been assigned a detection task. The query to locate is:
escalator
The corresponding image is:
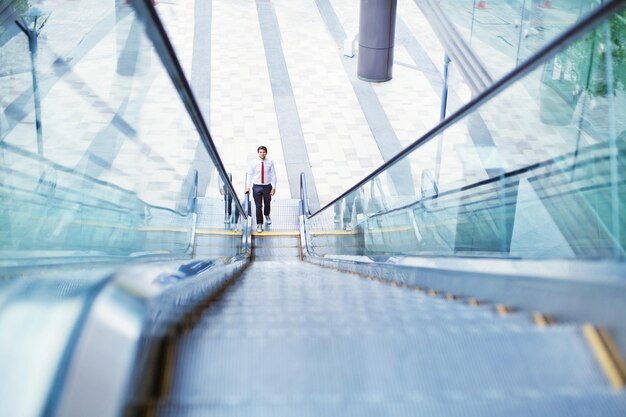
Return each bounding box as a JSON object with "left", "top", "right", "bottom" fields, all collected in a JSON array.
[
  {"left": 127, "top": 200, "right": 626, "bottom": 416},
  {"left": 146, "top": 260, "right": 625, "bottom": 416},
  {"left": 1, "top": 0, "right": 626, "bottom": 416}
]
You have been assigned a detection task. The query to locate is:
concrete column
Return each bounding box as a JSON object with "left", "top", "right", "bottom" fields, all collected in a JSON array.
[{"left": 357, "top": 0, "right": 397, "bottom": 82}]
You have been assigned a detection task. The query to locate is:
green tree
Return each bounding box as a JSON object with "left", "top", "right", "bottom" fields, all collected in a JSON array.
[{"left": 609, "top": 10, "right": 626, "bottom": 92}]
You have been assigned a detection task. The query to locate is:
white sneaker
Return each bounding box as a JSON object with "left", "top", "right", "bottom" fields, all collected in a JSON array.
[
  {"left": 265, "top": 215, "right": 272, "bottom": 225},
  {"left": 256, "top": 224, "right": 263, "bottom": 233}
]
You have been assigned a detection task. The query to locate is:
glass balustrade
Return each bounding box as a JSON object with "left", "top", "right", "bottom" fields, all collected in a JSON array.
[
  {"left": 305, "top": 3, "right": 626, "bottom": 261},
  {"left": 0, "top": 0, "right": 247, "bottom": 267},
  {"left": 438, "top": 0, "right": 607, "bottom": 79},
  {"left": 1, "top": 1, "right": 248, "bottom": 415}
]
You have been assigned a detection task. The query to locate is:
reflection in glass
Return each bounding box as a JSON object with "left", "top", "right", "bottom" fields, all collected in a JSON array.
[
  {"left": 438, "top": 0, "right": 605, "bottom": 79},
  {"left": 307, "top": 6, "right": 626, "bottom": 261},
  {"left": 0, "top": 0, "right": 246, "bottom": 266}
]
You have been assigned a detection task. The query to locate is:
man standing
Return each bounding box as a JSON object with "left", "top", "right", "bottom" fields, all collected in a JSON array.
[{"left": 245, "top": 146, "right": 277, "bottom": 233}]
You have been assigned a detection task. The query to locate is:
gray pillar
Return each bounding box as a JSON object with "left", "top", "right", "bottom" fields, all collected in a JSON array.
[{"left": 357, "top": 0, "right": 397, "bottom": 82}]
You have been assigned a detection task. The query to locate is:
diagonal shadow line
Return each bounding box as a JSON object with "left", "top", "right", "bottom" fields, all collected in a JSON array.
[
  {"left": 313, "top": 0, "right": 415, "bottom": 195},
  {"left": 1, "top": 7, "right": 132, "bottom": 141},
  {"left": 56, "top": 61, "right": 185, "bottom": 181}
]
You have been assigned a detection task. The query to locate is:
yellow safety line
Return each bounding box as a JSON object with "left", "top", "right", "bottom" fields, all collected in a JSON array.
[
  {"left": 196, "top": 229, "right": 242, "bottom": 236},
  {"left": 468, "top": 298, "right": 482, "bottom": 307},
  {"left": 309, "top": 230, "right": 358, "bottom": 236},
  {"left": 598, "top": 327, "right": 626, "bottom": 380},
  {"left": 532, "top": 312, "right": 554, "bottom": 327},
  {"left": 253, "top": 231, "right": 300, "bottom": 237},
  {"left": 582, "top": 324, "right": 626, "bottom": 389},
  {"left": 495, "top": 304, "right": 513, "bottom": 316}
]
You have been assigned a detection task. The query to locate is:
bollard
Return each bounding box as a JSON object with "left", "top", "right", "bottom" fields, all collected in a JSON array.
[{"left": 357, "top": 0, "right": 397, "bottom": 82}]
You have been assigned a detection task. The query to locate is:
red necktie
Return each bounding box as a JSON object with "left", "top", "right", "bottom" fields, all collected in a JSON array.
[{"left": 261, "top": 161, "right": 265, "bottom": 184}]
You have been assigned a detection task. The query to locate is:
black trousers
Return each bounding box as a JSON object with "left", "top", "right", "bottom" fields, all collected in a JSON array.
[
  {"left": 253, "top": 184, "right": 272, "bottom": 224},
  {"left": 223, "top": 192, "right": 241, "bottom": 222},
  {"left": 224, "top": 192, "right": 232, "bottom": 216}
]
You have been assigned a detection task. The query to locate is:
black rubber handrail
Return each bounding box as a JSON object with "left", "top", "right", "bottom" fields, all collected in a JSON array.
[
  {"left": 130, "top": 0, "right": 246, "bottom": 218},
  {"left": 307, "top": 0, "right": 625, "bottom": 219},
  {"left": 299, "top": 172, "right": 311, "bottom": 217}
]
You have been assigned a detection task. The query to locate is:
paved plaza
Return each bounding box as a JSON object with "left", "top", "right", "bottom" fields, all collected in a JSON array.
[
  {"left": 157, "top": 0, "right": 464, "bottom": 209},
  {"left": 156, "top": 0, "right": 604, "bottom": 209}
]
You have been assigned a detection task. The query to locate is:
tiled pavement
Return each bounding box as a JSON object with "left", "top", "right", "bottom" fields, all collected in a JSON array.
[{"left": 157, "top": 0, "right": 456, "bottom": 208}]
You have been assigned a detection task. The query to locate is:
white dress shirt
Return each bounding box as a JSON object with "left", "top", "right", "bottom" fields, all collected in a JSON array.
[{"left": 247, "top": 157, "right": 277, "bottom": 188}]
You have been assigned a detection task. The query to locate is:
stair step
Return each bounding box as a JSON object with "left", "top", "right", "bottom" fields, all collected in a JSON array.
[{"left": 153, "top": 391, "right": 626, "bottom": 417}]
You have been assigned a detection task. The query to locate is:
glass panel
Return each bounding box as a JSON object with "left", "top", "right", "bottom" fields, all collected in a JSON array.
[
  {"left": 0, "top": 274, "right": 106, "bottom": 417},
  {"left": 438, "top": 0, "right": 604, "bottom": 79},
  {"left": 307, "top": 6, "right": 626, "bottom": 260},
  {"left": 0, "top": 0, "right": 246, "bottom": 266}
]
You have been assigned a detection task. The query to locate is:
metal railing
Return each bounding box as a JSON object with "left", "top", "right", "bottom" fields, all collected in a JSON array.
[
  {"left": 305, "top": 0, "right": 626, "bottom": 221},
  {"left": 130, "top": 0, "right": 246, "bottom": 218}
]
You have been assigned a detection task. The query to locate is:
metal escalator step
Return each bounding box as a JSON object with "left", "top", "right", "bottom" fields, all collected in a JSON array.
[
  {"left": 155, "top": 392, "right": 626, "bottom": 417},
  {"left": 168, "top": 328, "right": 606, "bottom": 400},
  {"left": 153, "top": 262, "right": 625, "bottom": 416}
]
